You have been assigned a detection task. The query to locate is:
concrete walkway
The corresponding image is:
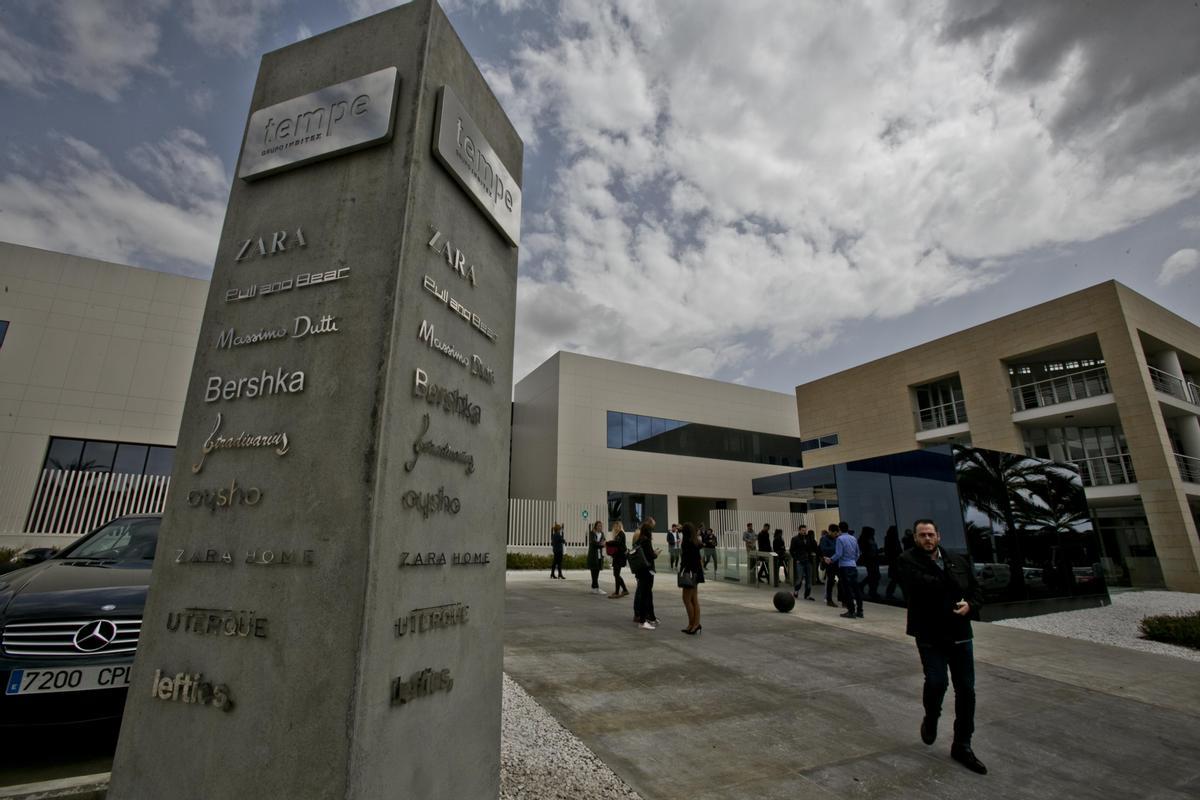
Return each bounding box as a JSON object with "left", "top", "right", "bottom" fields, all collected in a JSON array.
[{"left": 504, "top": 570, "right": 1200, "bottom": 800}]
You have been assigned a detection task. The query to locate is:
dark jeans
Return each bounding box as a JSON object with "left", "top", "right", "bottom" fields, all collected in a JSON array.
[
  {"left": 590, "top": 567, "right": 601, "bottom": 589},
  {"left": 612, "top": 564, "right": 628, "bottom": 594},
  {"left": 551, "top": 552, "right": 564, "bottom": 577},
  {"left": 824, "top": 564, "right": 837, "bottom": 602},
  {"left": 916, "top": 639, "right": 976, "bottom": 747},
  {"left": 839, "top": 566, "right": 863, "bottom": 614},
  {"left": 633, "top": 571, "right": 656, "bottom": 622},
  {"left": 793, "top": 559, "right": 812, "bottom": 597},
  {"left": 702, "top": 548, "right": 717, "bottom": 574}
]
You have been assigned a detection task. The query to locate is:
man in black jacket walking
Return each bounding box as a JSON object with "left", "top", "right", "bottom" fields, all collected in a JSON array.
[{"left": 896, "top": 519, "right": 988, "bottom": 776}]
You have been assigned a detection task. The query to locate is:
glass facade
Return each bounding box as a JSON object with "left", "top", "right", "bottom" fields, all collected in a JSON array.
[
  {"left": 607, "top": 491, "right": 668, "bottom": 533},
  {"left": 1023, "top": 425, "right": 1133, "bottom": 486},
  {"left": 42, "top": 436, "right": 175, "bottom": 476},
  {"left": 606, "top": 411, "right": 804, "bottom": 467},
  {"left": 0, "top": 319, "right": 8, "bottom": 349},
  {"left": 752, "top": 445, "right": 1109, "bottom": 619}
]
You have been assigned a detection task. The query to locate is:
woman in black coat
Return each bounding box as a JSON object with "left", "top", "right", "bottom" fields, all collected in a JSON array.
[
  {"left": 549, "top": 523, "right": 565, "bottom": 579},
  {"left": 608, "top": 522, "right": 629, "bottom": 598},
  {"left": 679, "top": 523, "right": 705, "bottom": 634},
  {"left": 631, "top": 523, "right": 659, "bottom": 628}
]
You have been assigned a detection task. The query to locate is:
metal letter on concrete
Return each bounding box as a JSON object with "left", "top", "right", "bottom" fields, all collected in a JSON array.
[{"left": 109, "top": 2, "right": 520, "bottom": 797}]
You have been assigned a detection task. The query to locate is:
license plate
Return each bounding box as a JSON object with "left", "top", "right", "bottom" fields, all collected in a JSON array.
[{"left": 6, "top": 665, "right": 132, "bottom": 695}]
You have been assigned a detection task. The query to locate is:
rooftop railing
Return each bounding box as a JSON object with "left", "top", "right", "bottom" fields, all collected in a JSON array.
[
  {"left": 1176, "top": 453, "right": 1200, "bottom": 484},
  {"left": 1072, "top": 453, "right": 1136, "bottom": 487},
  {"left": 915, "top": 399, "right": 967, "bottom": 432},
  {"left": 1010, "top": 366, "right": 1111, "bottom": 412},
  {"left": 1148, "top": 366, "right": 1200, "bottom": 406}
]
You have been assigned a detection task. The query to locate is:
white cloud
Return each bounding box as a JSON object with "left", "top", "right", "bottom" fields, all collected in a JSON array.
[
  {"left": 183, "top": 0, "right": 284, "bottom": 56},
  {"left": 0, "top": 1, "right": 167, "bottom": 101},
  {"left": 1182, "top": 216, "right": 1200, "bottom": 232},
  {"left": 1157, "top": 249, "right": 1200, "bottom": 287},
  {"left": 0, "top": 130, "right": 227, "bottom": 277},
  {"left": 187, "top": 87, "right": 216, "bottom": 114},
  {"left": 296, "top": 23, "right": 313, "bottom": 42},
  {"left": 501, "top": 0, "right": 1200, "bottom": 382}
]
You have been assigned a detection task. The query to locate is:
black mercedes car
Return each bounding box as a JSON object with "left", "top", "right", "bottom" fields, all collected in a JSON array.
[{"left": 1, "top": 515, "right": 159, "bottom": 727}]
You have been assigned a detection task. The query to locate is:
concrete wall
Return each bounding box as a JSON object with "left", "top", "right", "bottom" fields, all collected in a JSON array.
[
  {"left": 509, "top": 353, "right": 559, "bottom": 499},
  {"left": 0, "top": 242, "right": 205, "bottom": 540}
]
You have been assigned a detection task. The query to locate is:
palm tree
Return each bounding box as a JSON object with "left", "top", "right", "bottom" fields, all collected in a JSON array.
[{"left": 953, "top": 447, "right": 1048, "bottom": 599}]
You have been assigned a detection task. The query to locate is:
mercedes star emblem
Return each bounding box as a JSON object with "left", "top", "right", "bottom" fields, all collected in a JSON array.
[{"left": 73, "top": 619, "right": 118, "bottom": 653}]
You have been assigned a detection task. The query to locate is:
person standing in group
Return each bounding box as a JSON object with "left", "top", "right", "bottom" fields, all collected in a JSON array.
[
  {"left": 819, "top": 524, "right": 839, "bottom": 606},
  {"left": 608, "top": 521, "right": 629, "bottom": 598},
  {"left": 678, "top": 523, "right": 705, "bottom": 634},
  {"left": 756, "top": 523, "right": 772, "bottom": 583},
  {"left": 772, "top": 528, "right": 788, "bottom": 585},
  {"left": 790, "top": 524, "right": 815, "bottom": 600},
  {"left": 586, "top": 520, "right": 606, "bottom": 594},
  {"left": 631, "top": 523, "right": 660, "bottom": 628},
  {"left": 701, "top": 526, "right": 718, "bottom": 576},
  {"left": 667, "top": 524, "right": 680, "bottom": 570},
  {"left": 896, "top": 519, "right": 987, "bottom": 775},
  {"left": 550, "top": 523, "right": 566, "bottom": 579},
  {"left": 832, "top": 521, "right": 863, "bottom": 618}
]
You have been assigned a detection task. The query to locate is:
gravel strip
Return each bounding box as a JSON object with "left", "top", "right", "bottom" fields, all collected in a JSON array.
[
  {"left": 993, "top": 590, "right": 1200, "bottom": 662},
  {"left": 501, "top": 673, "right": 642, "bottom": 800}
]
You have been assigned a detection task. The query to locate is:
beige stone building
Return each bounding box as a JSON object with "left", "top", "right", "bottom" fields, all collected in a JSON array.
[
  {"left": 794, "top": 281, "right": 1200, "bottom": 592},
  {"left": 0, "top": 242, "right": 206, "bottom": 547},
  {"left": 510, "top": 351, "right": 802, "bottom": 532}
]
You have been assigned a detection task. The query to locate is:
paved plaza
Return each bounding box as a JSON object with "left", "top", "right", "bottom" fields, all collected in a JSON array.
[{"left": 504, "top": 571, "right": 1200, "bottom": 800}]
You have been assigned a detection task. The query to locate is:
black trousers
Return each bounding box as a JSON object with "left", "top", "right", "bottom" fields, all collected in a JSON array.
[
  {"left": 612, "top": 564, "right": 628, "bottom": 594},
  {"left": 550, "top": 552, "right": 564, "bottom": 577},
  {"left": 917, "top": 639, "right": 976, "bottom": 747},
  {"left": 839, "top": 566, "right": 863, "bottom": 615},
  {"left": 633, "top": 571, "right": 656, "bottom": 622},
  {"left": 590, "top": 567, "right": 601, "bottom": 589}
]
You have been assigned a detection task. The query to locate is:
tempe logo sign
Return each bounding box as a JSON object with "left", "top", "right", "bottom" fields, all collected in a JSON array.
[
  {"left": 433, "top": 85, "right": 522, "bottom": 247},
  {"left": 238, "top": 67, "right": 400, "bottom": 181}
]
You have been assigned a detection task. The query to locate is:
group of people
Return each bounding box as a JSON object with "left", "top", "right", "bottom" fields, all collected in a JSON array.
[
  {"left": 553, "top": 518, "right": 706, "bottom": 635},
  {"left": 553, "top": 515, "right": 988, "bottom": 776}
]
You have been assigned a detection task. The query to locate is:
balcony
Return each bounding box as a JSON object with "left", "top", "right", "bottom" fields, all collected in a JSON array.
[
  {"left": 914, "top": 399, "right": 969, "bottom": 443},
  {"left": 1073, "top": 453, "right": 1136, "bottom": 487},
  {"left": 1177, "top": 453, "right": 1200, "bottom": 484},
  {"left": 1011, "top": 367, "right": 1111, "bottom": 411},
  {"left": 1149, "top": 366, "right": 1200, "bottom": 407}
]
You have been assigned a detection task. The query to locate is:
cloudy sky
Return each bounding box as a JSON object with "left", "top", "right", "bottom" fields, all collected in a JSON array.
[{"left": 1, "top": 0, "right": 1198, "bottom": 392}]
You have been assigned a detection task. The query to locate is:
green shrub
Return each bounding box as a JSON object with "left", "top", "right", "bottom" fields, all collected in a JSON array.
[
  {"left": 1139, "top": 611, "right": 1200, "bottom": 651},
  {"left": 506, "top": 553, "right": 591, "bottom": 570},
  {"left": 0, "top": 547, "right": 16, "bottom": 564}
]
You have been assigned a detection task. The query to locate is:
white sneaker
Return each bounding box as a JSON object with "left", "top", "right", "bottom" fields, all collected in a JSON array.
[{"left": 641, "top": 622, "right": 656, "bottom": 630}]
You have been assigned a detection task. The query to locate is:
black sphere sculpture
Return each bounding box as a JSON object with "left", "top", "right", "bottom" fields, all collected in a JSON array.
[{"left": 773, "top": 591, "right": 796, "bottom": 613}]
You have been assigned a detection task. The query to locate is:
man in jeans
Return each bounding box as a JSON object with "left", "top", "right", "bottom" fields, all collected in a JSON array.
[
  {"left": 896, "top": 519, "right": 987, "bottom": 775},
  {"left": 831, "top": 521, "right": 862, "bottom": 618},
  {"left": 819, "top": 525, "right": 839, "bottom": 606}
]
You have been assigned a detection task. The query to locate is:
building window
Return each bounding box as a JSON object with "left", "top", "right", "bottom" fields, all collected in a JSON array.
[
  {"left": 0, "top": 320, "right": 8, "bottom": 349},
  {"left": 913, "top": 376, "right": 967, "bottom": 430},
  {"left": 41, "top": 436, "right": 175, "bottom": 476},
  {"left": 605, "top": 411, "right": 804, "bottom": 467},
  {"left": 801, "top": 433, "right": 839, "bottom": 452}
]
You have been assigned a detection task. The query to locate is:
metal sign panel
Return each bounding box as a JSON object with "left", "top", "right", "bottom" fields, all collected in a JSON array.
[
  {"left": 238, "top": 67, "right": 399, "bottom": 181},
  {"left": 433, "top": 86, "right": 522, "bottom": 247}
]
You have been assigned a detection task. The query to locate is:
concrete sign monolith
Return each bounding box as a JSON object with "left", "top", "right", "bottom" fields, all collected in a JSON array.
[{"left": 108, "top": 2, "right": 520, "bottom": 797}]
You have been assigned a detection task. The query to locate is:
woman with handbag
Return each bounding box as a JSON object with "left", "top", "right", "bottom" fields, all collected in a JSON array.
[
  {"left": 586, "top": 520, "right": 606, "bottom": 594},
  {"left": 630, "top": 523, "right": 660, "bottom": 629},
  {"left": 607, "top": 522, "right": 629, "bottom": 598},
  {"left": 678, "top": 522, "right": 705, "bottom": 634}
]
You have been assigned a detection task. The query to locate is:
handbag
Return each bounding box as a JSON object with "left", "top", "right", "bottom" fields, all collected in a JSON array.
[
  {"left": 605, "top": 540, "right": 619, "bottom": 557},
  {"left": 677, "top": 569, "right": 697, "bottom": 589},
  {"left": 626, "top": 543, "right": 648, "bottom": 572}
]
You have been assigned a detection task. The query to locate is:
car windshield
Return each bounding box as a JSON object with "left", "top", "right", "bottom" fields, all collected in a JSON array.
[{"left": 60, "top": 518, "right": 160, "bottom": 561}]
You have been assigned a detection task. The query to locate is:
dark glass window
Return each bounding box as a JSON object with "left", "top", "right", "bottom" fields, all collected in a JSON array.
[
  {"left": 607, "top": 490, "right": 668, "bottom": 532},
  {"left": 801, "top": 433, "right": 839, "bottom": 452},
  {"left": 145, "top": 447, "right": 175, "bottom": 476},
  {"left": 113, "top": 444, "right": 149, "bottom": 474},
  {"left": 81, "top": 441, "right": 117, "bottom": 472},
  {"left": 41, "top": 437, "right": 175, "bottom": 476},
  {"left": 605, "top": 410, "right": 805, "bottom": 467},
  {"left": 0, "top": 320, "right": 8, "bottom": 349},
  {"left": 46, "top": 438, "right": 84, "bottom": 471}
]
